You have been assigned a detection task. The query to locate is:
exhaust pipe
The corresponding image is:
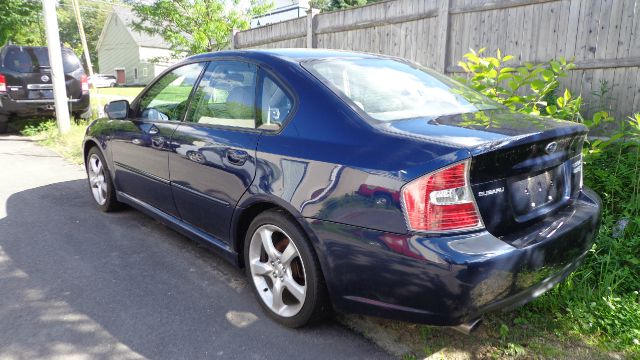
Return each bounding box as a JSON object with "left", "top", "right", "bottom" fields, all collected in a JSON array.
[{"left": 450, "top": 318, "right": 482, "bottom": 335}]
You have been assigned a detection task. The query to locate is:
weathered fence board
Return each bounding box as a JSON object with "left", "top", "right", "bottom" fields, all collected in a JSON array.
[{"left": 234, "top": 0, "right": 640, "bottom": 120}]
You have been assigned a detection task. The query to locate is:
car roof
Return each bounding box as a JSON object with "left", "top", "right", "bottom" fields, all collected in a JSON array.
[{"left": 186, "top": 48, "right": 384, "bottom": 64}]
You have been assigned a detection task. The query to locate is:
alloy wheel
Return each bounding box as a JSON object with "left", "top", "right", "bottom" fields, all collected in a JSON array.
[
  {"left": 248, "top": 224, "right": 307, "bottom": 317},
  {"left": 87, "top": 154, "right": 107, "bottom": 205}
]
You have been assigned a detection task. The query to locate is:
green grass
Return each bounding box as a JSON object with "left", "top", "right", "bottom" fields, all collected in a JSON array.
[
  {"left": 13, "top": 118, "right": 87, "bottom": 164},
  {"left": 92, "top": 86, "right": 144, "bottom": 98}
]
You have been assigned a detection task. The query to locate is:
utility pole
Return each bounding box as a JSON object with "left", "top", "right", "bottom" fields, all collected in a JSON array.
[
  {"left": 71, "top": 0, "right": 94, "bottom": 77},
  {"left": 42, "top": 0, "right": 71, "bottom": 134}
]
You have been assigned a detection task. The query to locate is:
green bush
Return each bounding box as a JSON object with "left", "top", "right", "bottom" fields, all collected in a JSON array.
[{"left": 459, "top": 49, "right": 640, "bottom": 355}]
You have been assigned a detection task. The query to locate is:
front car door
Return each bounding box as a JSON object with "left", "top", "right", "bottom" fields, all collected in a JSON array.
[
  {"left": 169, "top": 60, "right": 262, "bottom": 242},
  {"left": 110, "top": 62, "right": 206, "bottom": 216}
]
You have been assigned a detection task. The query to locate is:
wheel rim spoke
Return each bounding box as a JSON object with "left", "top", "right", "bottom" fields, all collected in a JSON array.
[
  {"left": 283, "top": 276, "right": 306, "bottom": 303},
  {"left": 90, "top": 157, "right": 100, "bottom": 174},
  {"left": 280, "top": 242, "right": 297, "bottom": 267},
  {"left": 250, "top": 259, "right": 271, "bottom": 276},
  {"left": 271, "top": 280, "right": 285, "bottom": 314},
  {"left": 259, "top": 228, "right": 277, "bottom": 259}
]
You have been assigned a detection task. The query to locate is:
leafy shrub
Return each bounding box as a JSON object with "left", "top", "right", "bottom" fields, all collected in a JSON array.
[
  {"left": 457, "top": 48, "right": 583, "bottom": 121},
  {"left": 459, "top": 49, "right": 640, "bottom": 354}
]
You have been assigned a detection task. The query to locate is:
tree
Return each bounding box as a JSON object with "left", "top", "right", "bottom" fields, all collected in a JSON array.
[
  {"left": 57, "top": 0, "right": 112, "bottom": 71},
  {"left": 128, "top": 0, "right": 273, "bottom": 56},
  {"left": 310, "top": 0, "right": 381, "bottom": 11},
  {"left": 0, "top": 0, "right": 45, "bottom": 46}
]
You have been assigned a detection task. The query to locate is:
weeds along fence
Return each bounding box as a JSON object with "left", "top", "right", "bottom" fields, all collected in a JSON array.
[{"left": 233, "top": 0, "right": 640, "bottom": 122}]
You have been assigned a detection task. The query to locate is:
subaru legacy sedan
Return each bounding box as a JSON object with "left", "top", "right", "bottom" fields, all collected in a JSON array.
[{"left": 83, "top": 49, "right": 601, "bottom": 329}]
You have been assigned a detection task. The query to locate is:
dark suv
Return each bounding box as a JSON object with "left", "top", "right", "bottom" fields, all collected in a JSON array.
[{"left": 0, "top": 45, "right": 91, "bottom": 133}]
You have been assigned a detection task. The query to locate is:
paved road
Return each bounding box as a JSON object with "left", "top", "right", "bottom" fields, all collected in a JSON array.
[{"left": 0, "top": 135, "right": 391, "bottom": 360}]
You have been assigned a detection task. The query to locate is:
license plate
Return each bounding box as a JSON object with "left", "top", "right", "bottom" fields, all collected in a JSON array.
[
  {"left": 509, "top": 166, "right": 565, "bottom": 216},
  {"left": 28, "top": 89, "right": 53, "bottom": 99}
]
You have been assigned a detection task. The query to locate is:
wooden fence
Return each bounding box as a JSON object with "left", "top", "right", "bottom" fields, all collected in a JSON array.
[{"left": 233, "top": 0, "right": 640, "bottom": 121}]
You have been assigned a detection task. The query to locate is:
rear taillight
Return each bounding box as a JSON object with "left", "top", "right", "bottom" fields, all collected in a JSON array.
[
  {"left": 81, "top": 74, "right": 89, "bottom": 92},
  {"left": 401, "top": 159, "right": 483, "bottom": 233},
  {"left": 0, "top": 74, "right": 6, "bottom": 93}
]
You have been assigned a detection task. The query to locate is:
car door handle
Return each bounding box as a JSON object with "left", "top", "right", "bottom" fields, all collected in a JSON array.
[{"left": 226, "top": 149, "right": 248, "bottom": 165}]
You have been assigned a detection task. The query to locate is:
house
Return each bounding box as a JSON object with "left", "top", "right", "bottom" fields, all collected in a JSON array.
[
  {"left": 96, "top": 6, "right": 177, "bottom": 86},
  {"left": 250, "top": 0, "right": 310, "bottom": 28}
]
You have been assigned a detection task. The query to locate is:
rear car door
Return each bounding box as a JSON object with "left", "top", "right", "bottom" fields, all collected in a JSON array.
[
  {"left": 169, "top": 60, "right": 261, "bottom": 242},
  {"left": 110, "top": 62, "right": 206, "bottom": 216}
]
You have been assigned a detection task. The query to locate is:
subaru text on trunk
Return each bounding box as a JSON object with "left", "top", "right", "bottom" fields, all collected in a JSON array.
[{"left": 82, "top": 49, "right": 601, "bottom": 329}]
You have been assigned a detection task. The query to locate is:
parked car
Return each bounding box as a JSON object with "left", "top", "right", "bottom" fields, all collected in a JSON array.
[
  {"left": 83, "top": 49, "right": 601, "bottom": 329},
  {"left": 88, "top": 74, "right": 117, "bottom": 88},
  {"left": 0, "top": 45, "right": 90, "bottom": 133}
]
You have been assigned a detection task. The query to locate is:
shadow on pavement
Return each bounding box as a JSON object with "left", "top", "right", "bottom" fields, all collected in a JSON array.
[{"left": 0, "top": 179, "right": 390, "bottom": 359}]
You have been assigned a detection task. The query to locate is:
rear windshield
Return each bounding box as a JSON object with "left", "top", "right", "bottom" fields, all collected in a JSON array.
[
  {"left": 3, "top": 47, "right": 82, "bottom": 73},
  {"left": 303, "top": 58, "right": 500, "bottom": 121}
]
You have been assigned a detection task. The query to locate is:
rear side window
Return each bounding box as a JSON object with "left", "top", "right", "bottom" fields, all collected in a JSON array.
[
  {"left": 187, "top": 61, "right": 257, "bottom": 129},
  {"left": 259, "top": 75, "right": 292, "bottom": 129},
  {"left": 2, "top": 47, "right": 81, "bottom": 73}
]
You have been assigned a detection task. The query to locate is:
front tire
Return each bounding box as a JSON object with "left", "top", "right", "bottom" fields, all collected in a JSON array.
[
  {"left": 85, "top": 146, "right": 121, "bottom": 212},
  {"left": 244, "top": 210, "right": 329, "bottom": 327}
]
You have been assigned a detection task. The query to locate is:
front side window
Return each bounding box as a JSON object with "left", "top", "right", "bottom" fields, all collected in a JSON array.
[
  {"left": 187, "top": 61, "right": 257, "bottom": 129},
  {"left": 303, "top": 58, "right": 500, "bottom": 121},
  {"left": 258, "top": 74, "right": 292, "bottom": 129},
  {"left": 137, "top": 62, "right": 205, "bottom": 121}
]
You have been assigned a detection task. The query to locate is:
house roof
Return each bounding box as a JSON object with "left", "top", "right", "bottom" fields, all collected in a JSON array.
[{"left": 96, "top": 6, "right": 171, "bottom": 51}]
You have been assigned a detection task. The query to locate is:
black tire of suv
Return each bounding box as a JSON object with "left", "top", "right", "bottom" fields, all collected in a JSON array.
[{"left": 0, "top": 115, "right": 8, "bottom": 134}]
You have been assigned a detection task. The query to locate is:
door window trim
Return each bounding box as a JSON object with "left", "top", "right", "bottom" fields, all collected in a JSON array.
[
  {"left": 178, "top": 58, "right": 298, "bottom": 135},
  {"left": 256, "top": 67, "right": 297, "bottom": 134},
  {"left": 130, "top": 60, "right": 209, "bottom": 121}
]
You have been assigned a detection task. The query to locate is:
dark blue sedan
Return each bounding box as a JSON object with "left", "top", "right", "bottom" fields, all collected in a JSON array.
[{"left": 83, "top": 49, "right": 601, "bottom": 330}]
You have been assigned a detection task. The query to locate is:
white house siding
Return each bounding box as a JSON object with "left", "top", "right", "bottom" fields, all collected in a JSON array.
[
  {"left": 251, "top": 0, "right": 309, "bottom": 28},
  {"left": 97, "top": 14, "right": 140, "bottom": 85},
  {"left": 138, "top": 46, "right": 176, "bottom": 83}
]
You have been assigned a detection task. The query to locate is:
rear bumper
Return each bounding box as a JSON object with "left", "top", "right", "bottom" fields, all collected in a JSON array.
[
  {"left": 0, "top": 93, "right": 90, "bottom": 118},
  {"left": 308, "top": 188, "right": 601, "bottom": 325}
]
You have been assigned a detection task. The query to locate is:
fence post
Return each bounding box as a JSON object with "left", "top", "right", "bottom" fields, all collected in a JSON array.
[
  {"left": 230, "top": 28, "right": 239, "bottom": 50},
  {"left": 307, "top": 8, "right": 320, "bottom": 48},
  {"left": 436, "top": 0, "right": 450, "bottom": 73}
]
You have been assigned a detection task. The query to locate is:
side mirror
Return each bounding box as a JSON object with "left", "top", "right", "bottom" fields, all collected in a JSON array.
[{"left": 105, "top": 100, "right": 129, "bottom": 120}]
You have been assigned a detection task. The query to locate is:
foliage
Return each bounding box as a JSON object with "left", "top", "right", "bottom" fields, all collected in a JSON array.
[
  {"left": 57, "top": 0, "right": 113, "bottom": 72},
  {"left": 0, "top": 0, "right": 44, "bottom": 46},
  {"left": 544, "top": 140, "right": 640, "bottom": 353},
  {"left": 16, "top": 118, "right": 86, "bottom": 164},
  {"left": 127, "top": 0, "right": 272, "bottom": 56},
  {"left": 0, "top": 0, "right": 115, "bottom": 72},
  {"left": 459, "top": 48, "right": 640, "bottom": 355},
  {"left": 457, "top": 48, "right": 585, "bottom": 121},
  {"left": 310, "top": 0, "right": 381, "bottom": 12}
]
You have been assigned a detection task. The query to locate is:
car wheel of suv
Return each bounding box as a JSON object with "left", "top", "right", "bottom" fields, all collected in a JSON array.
[
  {"left": 86, "top": 147, "right": 121, "bottom": 212},
  {"left": 0, "top": 115, "right": 8, "bottom": 134},
  {"left": 244, "top": 210, "right": 328, "bottom": 328}
]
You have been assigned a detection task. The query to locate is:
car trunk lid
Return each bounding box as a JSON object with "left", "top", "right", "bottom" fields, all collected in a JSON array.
[{"left": 376, "top": 109, "right": 587, "bottom": 238}]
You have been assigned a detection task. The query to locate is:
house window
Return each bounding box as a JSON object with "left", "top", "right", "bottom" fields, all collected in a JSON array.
[
  {"left": 143, "top": 67, "right": 148, "bottom": 77},
  {"left": 134, "top": 68, "right": 138, "bottom": 80}
]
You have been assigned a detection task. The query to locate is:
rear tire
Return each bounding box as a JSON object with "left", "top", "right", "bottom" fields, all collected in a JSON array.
[
  {"left": 244, "top": 209, "right": 329, "bottom": 328},
  {"left": 0, "top": 115, "right": 8, "bottom": 134},
  {"left": 85, "top": 146, "right": 121, "bottom": 212}
]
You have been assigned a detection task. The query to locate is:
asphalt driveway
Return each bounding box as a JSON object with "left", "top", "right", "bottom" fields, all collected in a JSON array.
[{"left": 0, "top": 135, "right": 391, "bottom": 359}]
